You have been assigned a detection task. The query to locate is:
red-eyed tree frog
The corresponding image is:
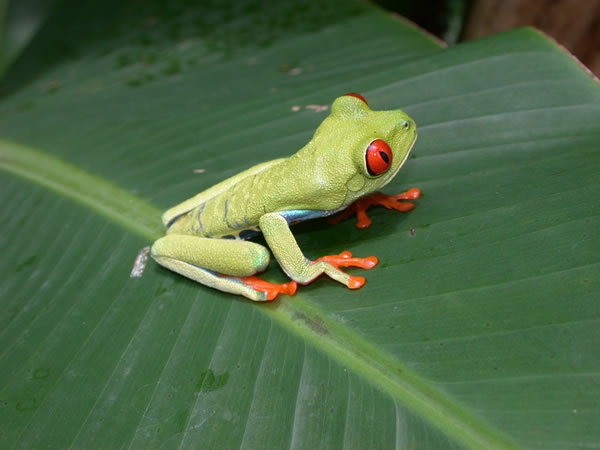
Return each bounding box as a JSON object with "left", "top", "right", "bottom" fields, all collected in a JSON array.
[{"left": 151, "top": 94, "right": 420, "bottom": 301}]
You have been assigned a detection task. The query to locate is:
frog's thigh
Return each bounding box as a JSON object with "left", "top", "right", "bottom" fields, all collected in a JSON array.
[{"left": 151, "top": 235, "right": 270, "bottom": 299}]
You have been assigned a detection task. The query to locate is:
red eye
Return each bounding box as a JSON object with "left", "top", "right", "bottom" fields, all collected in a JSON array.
[
  {"left": 344, "top": 93, "right": 368, "bottom": 105},
  {"left": 365, "top": 139, "right": 393, "bottom": 176}
]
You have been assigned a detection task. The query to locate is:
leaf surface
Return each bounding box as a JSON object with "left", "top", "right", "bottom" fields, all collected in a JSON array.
[{"left": 0, "top": 1, "right": 599, "bottom": 448}]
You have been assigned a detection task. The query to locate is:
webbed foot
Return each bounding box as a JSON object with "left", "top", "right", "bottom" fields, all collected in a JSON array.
[
  {"left": 236, "top": 276, "right": 297, "bottom": 301},
  {"left": 329, "top": 188, "right": 421, "bottom": 228},
  {"left": 313, "top": 251, "right": 378, "bottom": 289}
]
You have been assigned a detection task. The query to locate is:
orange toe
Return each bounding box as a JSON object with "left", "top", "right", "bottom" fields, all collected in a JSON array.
[
  {"left": 316, "top": 251, "right": 378, "bottom": 270},
  {"left": 347, "top": 276, "right": 365, "bottom": 289}
]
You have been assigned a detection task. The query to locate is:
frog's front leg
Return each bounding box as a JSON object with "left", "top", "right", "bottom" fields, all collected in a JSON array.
[
  {"left": 151, "top": 235, "right": 296, "bottom": 301},
  {"left": 259, "top": 213, "right": 377, "bottom": 288}
]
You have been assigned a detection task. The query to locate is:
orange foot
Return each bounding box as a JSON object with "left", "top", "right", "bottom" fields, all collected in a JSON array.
[
  {"left": 315, "top": 251, "right": 378, "bottom": 289},
  {"left": 329, "top": 188, "right": 421, "bottom": 229},
  {"left": 237, "top": 276, "right": 297, "bottom": 301}
]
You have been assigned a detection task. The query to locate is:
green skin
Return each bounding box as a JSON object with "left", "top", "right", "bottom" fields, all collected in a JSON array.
[{"left": 151, "top": 95, "right": 417, "bottom": 301}]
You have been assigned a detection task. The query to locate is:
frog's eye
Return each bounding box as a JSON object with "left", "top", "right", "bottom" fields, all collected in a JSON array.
[
  {"left": 344, "top": 93, "right": 368, "bottom": 106},
  {"left": 365, "top": 139, "right": 393, "bottom": 176}
]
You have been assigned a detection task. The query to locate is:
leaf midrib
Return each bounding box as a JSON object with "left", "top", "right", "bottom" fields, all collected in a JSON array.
[{"left": 0, "top": 138, "right": 517, "bottom": 450}]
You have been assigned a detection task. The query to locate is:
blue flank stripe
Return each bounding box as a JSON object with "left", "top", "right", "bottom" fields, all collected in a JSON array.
[{"left": 279, "top": 208, "right": 342, "bottom": 225}]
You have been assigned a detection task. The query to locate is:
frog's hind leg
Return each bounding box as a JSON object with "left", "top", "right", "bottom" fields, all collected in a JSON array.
[{"left": 151, "top": 235, "right": 296, "bottom": 301}]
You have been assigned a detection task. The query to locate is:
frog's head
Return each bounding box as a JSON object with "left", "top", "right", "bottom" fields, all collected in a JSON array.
[{"left": 310, "top": 93, "right": 417, "bottom": 207}]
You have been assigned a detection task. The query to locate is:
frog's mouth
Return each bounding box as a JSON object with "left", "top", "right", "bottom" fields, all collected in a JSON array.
[{"left": 387, "top": 131, "right": 417, "bottom": 181}]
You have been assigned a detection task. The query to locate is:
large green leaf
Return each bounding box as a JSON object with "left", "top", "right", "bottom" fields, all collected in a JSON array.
[{"left": 1, "top": 0, "right": 599, "bottom": 448}]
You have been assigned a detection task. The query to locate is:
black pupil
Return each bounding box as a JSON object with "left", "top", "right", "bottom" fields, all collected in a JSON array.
[{"left": 379, "top": 151, "right": 389, "bottom": 164}]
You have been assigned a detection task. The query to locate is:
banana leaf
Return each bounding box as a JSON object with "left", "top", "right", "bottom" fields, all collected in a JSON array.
[{"left": 1, "top": 0, "right": 599, "bottom": 448}]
